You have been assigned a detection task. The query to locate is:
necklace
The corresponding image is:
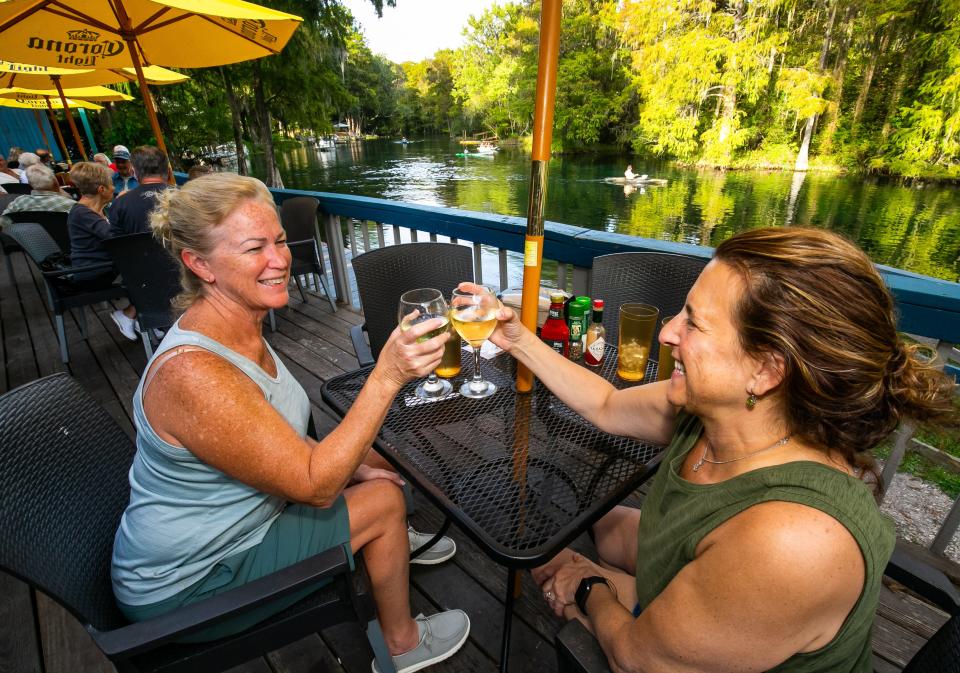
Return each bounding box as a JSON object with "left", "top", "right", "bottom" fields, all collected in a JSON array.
[{"left": 692, "top": 435, "right": 791, "bottom": 472}]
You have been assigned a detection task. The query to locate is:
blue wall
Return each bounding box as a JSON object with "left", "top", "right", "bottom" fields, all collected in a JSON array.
[{"left": 0, "top": 107, "right": 62, "bottom": 161}]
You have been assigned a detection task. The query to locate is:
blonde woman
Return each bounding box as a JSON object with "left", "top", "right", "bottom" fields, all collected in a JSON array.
[{"left": 111, "top": 174, "right": 469, "bottom": 673}]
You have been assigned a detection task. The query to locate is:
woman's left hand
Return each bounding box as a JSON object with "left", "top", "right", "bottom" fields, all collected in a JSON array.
[
  {"left": 352, "top": 463, "right": 405, "bottom": 488},
  {"left": 540, "top": 553, "right": 602, "bottom": 619}
]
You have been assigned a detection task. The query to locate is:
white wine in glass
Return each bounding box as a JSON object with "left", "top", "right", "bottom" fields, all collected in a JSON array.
[
  {"left": 450, "top": 286, "right": 500, "bottom": 399},
  {"left": 398, "top": 288, "right": 452, "bottom": 400}
]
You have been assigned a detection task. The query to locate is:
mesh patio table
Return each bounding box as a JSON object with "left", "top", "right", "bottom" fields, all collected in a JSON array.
[{"left": 321, "top": 345, "right": 666, "bottom": 673}]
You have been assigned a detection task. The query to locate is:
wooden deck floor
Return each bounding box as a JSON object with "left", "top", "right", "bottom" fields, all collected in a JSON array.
[{"left": 0, "top": 245, "right": 954, "bottom": 673}]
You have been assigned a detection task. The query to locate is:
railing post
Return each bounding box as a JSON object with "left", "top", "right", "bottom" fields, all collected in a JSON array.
[
  {"left": 473, "top": 243, "right": 483, "bottom": 284},
  {"left": 498, "top": 249, "right": 509, "bottom": 291},
  {"left": 879, "top": 421, "right": 915, "bottom": 504},
  {"left": 323, "top": 213, "right": 352, "bottom": 307},
  {"left": 931, "top": 496, "right": 960, "bottom": 555}
]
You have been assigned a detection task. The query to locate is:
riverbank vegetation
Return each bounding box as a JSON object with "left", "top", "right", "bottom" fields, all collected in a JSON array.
[{"left": 92, "top": 0, "right": 960, "bottom": 184}]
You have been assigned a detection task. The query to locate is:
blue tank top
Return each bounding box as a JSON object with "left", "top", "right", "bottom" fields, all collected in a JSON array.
[{"left": 111, "top": 320, "right": 311, "bottom": 605}]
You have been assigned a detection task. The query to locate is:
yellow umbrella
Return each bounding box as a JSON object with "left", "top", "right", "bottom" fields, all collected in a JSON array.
[
  {"left": 0, "top": 61, "right": 188, "bottom": 162},
  {"left": 0, "top": 0, "right": 303, "bottom": 161},
  {"left": 0, "top": 96, "right": 103, "bottom": 110},
  {"left": 0, "top": 61, "right": 189, "bottom": 88},
  {"left": 0, "top": 86, "right": 133, "bottom": 102}
]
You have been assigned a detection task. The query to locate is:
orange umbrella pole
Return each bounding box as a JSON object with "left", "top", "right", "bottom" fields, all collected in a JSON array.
[
  {"left": 45, "top": 98, "right": 71, "bottom": 165},
  {"left": 33, "top": 109, "right": 52, "bottom": 156},
  {"left": 517, "top": 0, "right": 561, "bottom": 393},
  {"left": 125, "top": 38, "right": 174, "bottom": 184},
  {"left": 51, "top": 76, "right": 87, "bottom": 161}
]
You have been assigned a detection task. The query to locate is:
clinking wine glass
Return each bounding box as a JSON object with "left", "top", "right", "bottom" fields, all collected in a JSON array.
[
  {"left": 449, "top": 286, "right": 500, "bottom": 399},
  {"left": 398, "top": 288, "right": 452, "bottom": 400}
]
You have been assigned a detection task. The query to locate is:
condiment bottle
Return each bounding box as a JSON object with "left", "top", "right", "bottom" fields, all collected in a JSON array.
[
  {"left": 541, "top": 292, "right": 570, "bottom": 357},
  {"left": 567, "top": 299, "right": 585, "bottom": 360},
  {"left": 584, "top": 299, "right": 605, "bottom": 366}
]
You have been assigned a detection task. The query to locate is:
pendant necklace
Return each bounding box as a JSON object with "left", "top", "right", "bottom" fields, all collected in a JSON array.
[{"left": 692, "top": 435, "right": 791, "bottom": 472}]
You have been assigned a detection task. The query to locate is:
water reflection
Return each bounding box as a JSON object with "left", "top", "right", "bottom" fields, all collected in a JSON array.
[{"left": 256, "top": 137, "right": 960, "bottom": 281}]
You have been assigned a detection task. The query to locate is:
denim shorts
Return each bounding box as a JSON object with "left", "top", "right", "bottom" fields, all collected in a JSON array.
[{"left": 118, "top": 497, "right": 352, "bottom": 642}]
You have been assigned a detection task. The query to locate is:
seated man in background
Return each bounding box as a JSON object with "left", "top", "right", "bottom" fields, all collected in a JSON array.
[
  {"left": 109, "top": 146, "right": 169, "bottom": 237},
  {"left": 0, "top": 164, "right": 74, "bottom": 229},
  {"left": 112, "top": 145, "right": 139, "bottom": 194},
  {"left": 16, "top": 152, "right": 41, "bottom": 183},
  {"left": 0, "top": 155, "right": 21, "bottom": 184}
]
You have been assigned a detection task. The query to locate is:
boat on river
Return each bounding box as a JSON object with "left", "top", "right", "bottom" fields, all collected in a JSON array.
[{"left": 603, "top": 175, "right": 668, "bottom": 186}]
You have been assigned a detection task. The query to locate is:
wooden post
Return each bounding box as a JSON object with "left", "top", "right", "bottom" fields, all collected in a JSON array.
[
  {"left": 44, "top": 99, "right": 71, "bottom": 164},
  {"left": 51, "top": 77, "right": 87, "bottom": 161}
]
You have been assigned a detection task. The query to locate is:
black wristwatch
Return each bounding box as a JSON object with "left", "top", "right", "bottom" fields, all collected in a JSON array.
[{"left": 575, "top": 575, "right": 610, "bottom": 616}]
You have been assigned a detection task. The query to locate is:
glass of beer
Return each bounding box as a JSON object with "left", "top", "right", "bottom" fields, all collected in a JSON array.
[
  {"left": 656, "top": 315, "right": 675, "bottom": 382},
  {"left": 618, "top": 303, "right": 659, "bottom": 382},
  {"left": 450, "top": 285, "right": 500, "bottom": 398},
  {"left": 398, "top": 288, "right": 452, "bottom": 400}
]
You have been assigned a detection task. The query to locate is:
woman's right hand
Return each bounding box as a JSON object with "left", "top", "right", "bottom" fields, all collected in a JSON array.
[
  {"left": 455, "top": 282, "right": 529, "bottom": 353},
  {"left": 372, "top": 315, "right": 449, "bottom": 389}
]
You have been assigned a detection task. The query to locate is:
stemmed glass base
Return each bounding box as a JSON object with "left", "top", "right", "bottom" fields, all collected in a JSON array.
[
  {"left": 459, "top": 378, "right": 496, "bottom": 399},
  {"left": 416, "top": 375, "right": 453, "bottom": 400}
]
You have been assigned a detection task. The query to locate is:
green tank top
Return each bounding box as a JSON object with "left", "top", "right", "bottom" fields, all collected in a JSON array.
[{"left": 635, "top": 413, "right": 895, "bottom": 673}]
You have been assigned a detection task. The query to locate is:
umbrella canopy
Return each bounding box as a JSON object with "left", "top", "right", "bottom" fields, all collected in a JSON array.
[
  {"left": 0, "top": 96, "right": 103, "bottom": 110},
  {"left": 0, "top": 0, "right": 302, "bottom": 69},
  {"left": 0, "top": 0, "right": 302, "bottom": 172},
  {"left": 0, "top": 85, "right": 133, "bottom": 102},
  {"left": 0, "top": 61, "right": 188, "bottom": 88}
]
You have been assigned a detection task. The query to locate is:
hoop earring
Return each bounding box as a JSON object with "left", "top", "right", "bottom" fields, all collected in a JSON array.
[{"left": 746, "top": 392, "right": 758, "bottom": 410}]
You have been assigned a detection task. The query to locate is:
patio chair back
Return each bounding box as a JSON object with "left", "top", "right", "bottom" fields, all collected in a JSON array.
[
  {"left": 280, "top": 196, "right": 336, "bottom": 310},
  {"left": 0, "top": 373, "right": 134, "bottom": 632},
  {"left": 5, "top": 223, "right": 126, "bottom": 362},
  {"left": 352, "top": 242, "right": 473, "bottom": 360},
  {"left": 7, "top": 209, "right": 70, "bottom": 251},
  {"left": 103, "top": 233, "right": 181, "bottom": 356},
  {"left": 589, "top": 251, "right": 708, "bottom": 361},
  {"left": 2, "top": 182, "right": 31, "bottom": 195},
  {"left": 1, "top": 193, "right": 24, "bottom": 278}
]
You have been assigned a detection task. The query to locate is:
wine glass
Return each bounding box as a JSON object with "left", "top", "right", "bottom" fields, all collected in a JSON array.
[
  {"left": 449, "top": 285, "right": 500, "bottom": 399},
  {"left": 398, "top": 288, "right": 453, "bottom": 400}
]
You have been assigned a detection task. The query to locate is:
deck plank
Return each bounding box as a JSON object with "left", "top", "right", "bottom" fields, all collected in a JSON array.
[
  {"left": 36, "top": 592, "right": 115, "bottom": 673},
  {"left": 0, "top": 572, "right": 43, "bottom": 673}
]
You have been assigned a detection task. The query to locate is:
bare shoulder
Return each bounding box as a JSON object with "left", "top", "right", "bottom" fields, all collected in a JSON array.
[{"left": 703, "top": 500, "right": 864, "bottom": 610}]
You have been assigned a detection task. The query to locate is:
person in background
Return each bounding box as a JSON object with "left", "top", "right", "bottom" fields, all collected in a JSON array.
[
  {"left": 481, "top": 227, "right": 954, "bottom": 673},
  {"left": 186, "top": 164, "right": 214, "bottom": 180},
  {"left": 7, "top": 147, "right": 23, "bottom": 169},
  {"left": 16, "top": 152, "right": 41, "bottom": 183},
  {"left": 111, "top": 174, "right": 470, "bottom": 673},
  {"left": 112, "top": 145, "right": 139, "bottom": 194},
  {"left": 0, "top": 155, "right": 21, "bottom": 185},
  {"left": 624, "top": 164, "right": 636, "bottom": 180},
  {"left": 109, "top": 146, "right": 169, "bottom": 237},
  {"left": 66, "top": 162, "right": 138, "bottom": 340},
  {"left": 93, "top": 152, "right": 111, "bottom": 168},
  {"left": 0, "top": 164, "right": 74, "bottom": 229}
]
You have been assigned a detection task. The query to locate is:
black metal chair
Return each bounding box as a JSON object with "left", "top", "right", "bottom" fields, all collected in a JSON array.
[
  {"left": 2, "top": 182, "right": 31, "bottom": 195},
  {"left": 555, "top": 545, "right": 960, "bottom": 673},
  {"left": 7, "top": 209, "right": 71, "bottom": 251},
  {"left": 0, "top": 373, "right": 397, "bottom": 673},
  {"left": 279, "top": 196, "right": 337, "bottom": 312},
  {"left": 350, "top": 242, "right": 474, "bottom": 366},
  {"left": 103, "top": 233, "right": 182, "bottom": 358},
  {"left": 589, "top": 251, "right": 708, "bottom": 361},
  {"left": 5, "top": 223, "right": 127, "bottom": 363}
]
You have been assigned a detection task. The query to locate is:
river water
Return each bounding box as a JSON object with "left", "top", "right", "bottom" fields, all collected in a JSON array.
[{"left": 253, "top": 136, "right": 960, "bottom": 282}]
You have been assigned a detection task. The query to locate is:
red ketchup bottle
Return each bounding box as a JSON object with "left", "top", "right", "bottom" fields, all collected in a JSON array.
[{"left": 540, "top": 292, "right": 570, "bottom": 357}]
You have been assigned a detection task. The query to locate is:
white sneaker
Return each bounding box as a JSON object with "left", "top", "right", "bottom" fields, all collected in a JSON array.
[
  {"left": 371, "top": 610, "right": 470, "bottom": 673},
  {"left": 110, "top": 310, "right": 138, "bottom": 341},
  {"left": 408, "top": 526, "right": 456, "bottom": 565}
]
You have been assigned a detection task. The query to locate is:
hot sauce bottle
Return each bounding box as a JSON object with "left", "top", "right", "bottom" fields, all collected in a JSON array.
[
  {"left": 584, "top": 299, "right": 605, "bottom": 366},
  {"left": 541, "top": 292, "right": 570, "bottom": 357}
]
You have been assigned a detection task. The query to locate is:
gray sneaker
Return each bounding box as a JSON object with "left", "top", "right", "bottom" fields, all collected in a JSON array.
[
  {"left": 408, "top": 526, "right": 456, "bottom": 565},
  {"left": 372, "top": 610, "right": 470, "bottom": 673}
]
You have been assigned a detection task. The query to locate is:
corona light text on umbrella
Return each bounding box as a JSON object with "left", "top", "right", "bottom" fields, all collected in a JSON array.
[
  {"left": 0, "top": 0, "right": 302, "bottom": 161},
  {"left": 0, "top": 61, "right": 188, "bottom": 89},
  {"left": 0, "top": 86, "right": 133, "bottom": 102},
  {"left": 0, "top": 96, "right": 103, "bottom": 110}
]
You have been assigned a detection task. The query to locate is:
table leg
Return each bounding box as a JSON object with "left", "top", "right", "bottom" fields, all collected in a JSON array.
[{"left": 499, "top": 567, "right": 517, "bottom": 673}]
